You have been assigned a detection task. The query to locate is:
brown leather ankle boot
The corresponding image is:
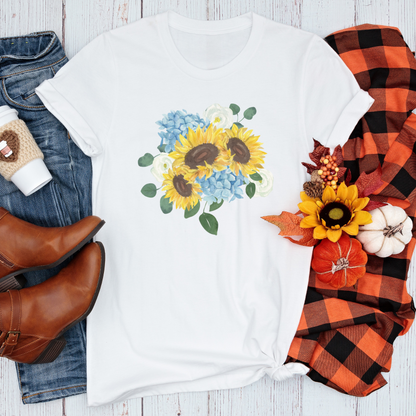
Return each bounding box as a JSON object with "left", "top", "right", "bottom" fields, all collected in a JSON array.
[
  {"left": 0, "top": 241, "right": 105, "bottom": 364},
  {"left": 0, "top": 207, "right": 104, "bottom": 291}
]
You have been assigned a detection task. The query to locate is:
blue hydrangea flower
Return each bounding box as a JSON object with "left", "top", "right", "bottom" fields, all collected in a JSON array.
[
  {"left": 156, "top": 110, "right": 209, "bottom": 153},
  {"left": 196, "top": 169, "right": 250, "bottom": 205}
]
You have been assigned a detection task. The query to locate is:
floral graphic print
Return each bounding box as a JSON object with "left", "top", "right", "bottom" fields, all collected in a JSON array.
[{"left": 138, "top": 103, "right": 273, "bottom": 235}]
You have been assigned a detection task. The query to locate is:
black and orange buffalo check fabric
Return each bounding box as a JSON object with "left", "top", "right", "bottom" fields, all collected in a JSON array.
[{"left": 286, "top": 24, "right": 416, "bottom": 396}]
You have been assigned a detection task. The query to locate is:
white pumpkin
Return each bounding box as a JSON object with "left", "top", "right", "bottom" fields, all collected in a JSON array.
[{"left": 356, "top": 204, "right": 413, "bottom": 258}]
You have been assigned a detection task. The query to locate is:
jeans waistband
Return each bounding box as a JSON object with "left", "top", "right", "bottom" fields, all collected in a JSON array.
[{"left": 0, "top": 31, "right": 66, "bottom": 78}]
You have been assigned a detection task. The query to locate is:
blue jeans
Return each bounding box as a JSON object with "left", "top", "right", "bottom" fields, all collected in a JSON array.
[{"left": 0, "top": 32, "right": 90, "bottom": 403}]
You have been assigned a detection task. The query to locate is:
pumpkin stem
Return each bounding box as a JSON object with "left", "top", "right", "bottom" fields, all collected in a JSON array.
[
  {"left": 331, "top": 257, "right": 349, "bottom": 274},
  {"left": 383, "top": 223, "right": 404, "bottom": 237}
]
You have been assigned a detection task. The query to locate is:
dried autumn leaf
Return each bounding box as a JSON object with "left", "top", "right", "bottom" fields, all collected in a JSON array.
[
  {"left": 301, "top": 162, "right": 319, "bottom": 175},
  {"left": 309, "top": 140, "right": 330, "bottom": 166},
  {"left": 345, "top": 169, "right": 352, "bottom": 186},
  {"left": 310, "top": 146, "right": 329, "bottom": 166},
  {"left": 302, "top": 140, "right": 345, "bottom": 177},
  {"left": 312, "top": 138, "right": 321, "bottom": 149},
  {"left": 332, "top": 145, "right": 344, "bottom": 166},
  {"left": 285, "top": 231, "right": 317, "bottom": 246},
  {"left": 364, "top": 200, "right": 388, "bottom": 211},
  {"left": 262, "top": 212, "right": 318, "bottom": 247},
  {"left": 336, "top": 167, "right": 347, "bottom": 180},
  {"left": 355, "top": 165, "right": 384, "bottom": 198}
]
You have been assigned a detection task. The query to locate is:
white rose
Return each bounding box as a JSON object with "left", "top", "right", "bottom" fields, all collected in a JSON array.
[
  {"left": 151, "top": 153, "right": 174, "bottom": 182},
  {"left": 249, "top": 168, "right": 274, "bottom": 197},
  {"left": 203, "top": 103, "right": 234, "bottom": 129}
]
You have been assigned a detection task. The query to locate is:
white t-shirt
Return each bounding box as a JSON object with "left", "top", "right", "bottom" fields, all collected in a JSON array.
[{"left": 36, "top": 11, "right": 374, "bottom": 406}]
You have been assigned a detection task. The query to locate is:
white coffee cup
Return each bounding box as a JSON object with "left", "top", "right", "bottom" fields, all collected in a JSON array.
[{"left": 0, "top": 105, "right": 52, "bottom": 196}]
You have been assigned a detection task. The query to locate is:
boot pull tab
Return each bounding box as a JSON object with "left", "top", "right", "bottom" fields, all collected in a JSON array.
[{"left": 0, "top": 290, "right": 21, "bottom": 356}]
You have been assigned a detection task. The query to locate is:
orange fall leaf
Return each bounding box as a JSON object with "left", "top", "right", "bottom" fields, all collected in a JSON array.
[{"left": 262, "top": 212, "right": 318, "bottom": 247}]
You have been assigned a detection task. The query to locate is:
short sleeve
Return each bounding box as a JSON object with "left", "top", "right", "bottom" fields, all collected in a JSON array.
[
  {"left": 36, "top": 32, "right": 116, "bottom": 157},
  {"left": 302, "top": 35, "right": 374, "bottom": 149}
]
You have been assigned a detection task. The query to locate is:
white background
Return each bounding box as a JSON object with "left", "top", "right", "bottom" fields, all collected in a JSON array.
[{"left": 0, "top": 0, "right": 415, "bottom": 415}]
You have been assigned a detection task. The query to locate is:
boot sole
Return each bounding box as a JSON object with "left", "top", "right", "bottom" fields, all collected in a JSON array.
[
  {"left": 0, "top": 220, "right": 105, "bottom": 292},
  {"left": 31, "top": 241, "right": 106, "bottom": 365}
]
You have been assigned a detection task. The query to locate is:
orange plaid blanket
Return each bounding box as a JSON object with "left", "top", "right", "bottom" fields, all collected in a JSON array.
[{"left": 286, "top": 24, "right": 416, "bottom": 396}]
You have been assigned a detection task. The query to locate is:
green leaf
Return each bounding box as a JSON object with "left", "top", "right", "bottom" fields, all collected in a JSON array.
[
  {"left": 209, "top": 200, "right": 224, "bottom": 212},
  {"left": 229, "top": 103, "right": 240, "bottom": 115},
  {"left": 243, "top": 107, "right": 257, "bottom": 120},
  {"left": 184, "top": 201, "right": 200, "bottom": 218},
  {"left": 246, "top": 182, "right": 256, "bottom": 199},
  {"left": 138, "top": 153, "right": 154, "bottom": 167},
  {"left": 160, "top": 195, "right": 173, "bottom": 214},
  {"left": 141, "top": 183, "right": 157, "bottom": 198},
  {"left": 234, "top": 122, "right": 244, "bottom": 129},
  {"left": 250, "top": 172, "right": 262, "bottom": 181},
  {"left": 199, "top": 213, "right": 218, "bottom": 235},
  {"left": 157, "top": 144, "right": 166, "bottom": 153}
]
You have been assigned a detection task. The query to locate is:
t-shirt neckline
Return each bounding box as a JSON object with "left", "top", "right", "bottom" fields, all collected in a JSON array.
[{"left": 157, "top": 10, "right": 265, "bottom": 80}]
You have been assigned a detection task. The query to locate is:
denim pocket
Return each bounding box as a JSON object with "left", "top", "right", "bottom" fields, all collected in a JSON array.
[{"left": 1, "top": 67, "right": 54, "bottom": 110}]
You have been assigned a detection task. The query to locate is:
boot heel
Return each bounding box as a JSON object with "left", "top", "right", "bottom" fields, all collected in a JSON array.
[
  {"left": 32, "top": 335, "right": 67, "bottom": 364},
  {"left": 0, "top": 274, "right": 26, "bottom": 292}
]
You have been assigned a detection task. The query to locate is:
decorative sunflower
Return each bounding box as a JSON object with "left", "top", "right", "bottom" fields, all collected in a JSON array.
[
  {"left": 220, "top": 124, "right": 266, "bottom": 178},
  {"left": 298, "top": 182, "right": 372, "bottom": 242},
  {"left": 170, "top": 124, "right": 227, "bottom": 181},
  {"left": 162, "top": 168, "right": 202, "bottom": 210}
]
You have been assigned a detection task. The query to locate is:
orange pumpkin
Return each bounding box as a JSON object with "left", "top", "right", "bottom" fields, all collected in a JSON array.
[{"left": 311, "top": 233, "right": 368, "bottom": 288}]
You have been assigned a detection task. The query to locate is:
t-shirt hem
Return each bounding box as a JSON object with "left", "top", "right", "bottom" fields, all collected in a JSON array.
[
  {"left": 87, "top": 360, "right": 310, "bottom": 406},
  {"left": 87, "top": 370, "right": 267, "bottom": 407}
]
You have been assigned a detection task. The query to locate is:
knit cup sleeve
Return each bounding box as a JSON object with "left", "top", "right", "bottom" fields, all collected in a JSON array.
[{"left": 0, "top": 119, "right": 52, "bottom": 196}]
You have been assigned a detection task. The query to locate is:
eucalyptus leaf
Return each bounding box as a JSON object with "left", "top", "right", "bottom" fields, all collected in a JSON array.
[
  {"left": 184, "top": 201, "right": 200, "bottom": 218},
  {"left": 160, "top": 195, "right": 173, "bottom": 214},
  {"left": 243, "top": 107, "right": 257, "bottom": 120},
  {"left": 246, "top": 182, "right": 256, "bottom": 199},
  {"left": 157, "top": 144, "right": 166, "bottom": 153},
  {"left": 229, "top": 103, "right": 240, "bottom": 115},
  {"left": 141, "top": 183, "right": 157, "bottom": 198},
  {"left": 199, "top": 213, "right": 218, "bottom": 235},
  {"left": 138, "top": 153, "right": 154, "bottom": 167},
  {"left": 234, "top": 122, "right": 244, "bottom": 129},
  {"left": 250, "top": 172, "right": 262, "bottom": 181},
  {"left": 209, "top": 200, "right": 224, "bottom": 212}
]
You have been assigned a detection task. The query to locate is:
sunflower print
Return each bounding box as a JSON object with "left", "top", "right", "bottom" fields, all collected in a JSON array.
[
  {"left": 162, "top": 167, "right": 202, "bottom": 210},
  {"left": 139, "top": 103, "right": 272, "bottom": 235},
  {"left": 170, "top": 124, "right": 228, "bottom": 182},
  {"left": 220, "top": 124, "right": 266, "bottom": 178}
]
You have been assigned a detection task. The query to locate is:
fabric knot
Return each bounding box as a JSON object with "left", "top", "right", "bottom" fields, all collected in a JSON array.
[{"left": 265, "top": 362, "right": 309, "bottom": 382}]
